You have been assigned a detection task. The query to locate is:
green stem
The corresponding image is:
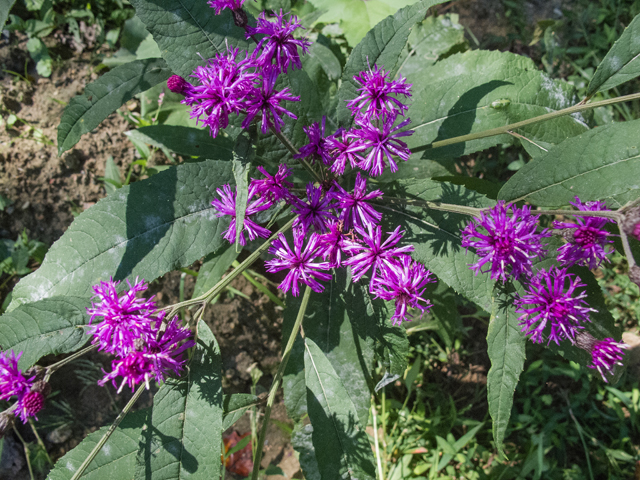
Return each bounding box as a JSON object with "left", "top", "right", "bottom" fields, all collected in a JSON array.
[
  {"left": 412, "top": 92, "right": 640, "bottom": 152},
  {"left": 371, "top": 395, "right": 385, "bottom": 480},
  {"left": 13, "top": 426, "right": 34, "bottom": 480},
  {"left": 165, "top": 217, "right": 295, "bottom": 315},
  {"left": 44, "top": 344, "right": 98, "bottom": 382},
  {"left": 269, "top": 127, "right": 323, "bottom": 183},
  {"left": 28, "top": 418, "right": 53, "bottom": 465},
  {"left": 618, "top": 223, "right": 637, "bottom": 270},
  {"left": 383, "top": 197, "right": 484, "bottom": 217},
  {"left": 70, "top": 384, "right": 146, "bottom": 480},
  {"left": 532, "top": 209, "right": 622, "bottom": 220},
  {"left": 250, "top": 286, "right": 312, "bottom": 480}
]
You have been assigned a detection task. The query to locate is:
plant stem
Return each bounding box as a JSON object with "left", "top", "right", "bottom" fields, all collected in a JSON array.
[
  {"left": 618, "top": 223, "right": 637, "bottom": 270},
  {"left": 383, "top": 197, "right": 484, "bottom": 217},
  {"left": 250, "top": 286, "right": 312, "bottom": 480},
  {"left": 371, "top": 395, "right": 385, "bottom": 480},
  {"left": 532, "top": 209, "right": 622, "bottom": 220},
  {"left": 413, "top": 92, "right": 640, "bottom": 152},
  {"left": 165, "top": 217, "right": 296, "bottom": 315},
  {"left": 269, "top": 127, "right": 322, "bottom": 183},
  {"left": 13, "top": 426, "right": 34, "bottom": 480},
  {"left": 28, "top": 418, "right": 53, "bottom": 465},
  {"left": 44, "top": 344, "right": 98, "bottom": 382},
  {"left": 70, "top": 384, "right": 146, "bottom": 480}
]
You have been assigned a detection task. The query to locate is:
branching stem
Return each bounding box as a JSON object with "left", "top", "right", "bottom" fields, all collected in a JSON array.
[{"left": 44, "top": 344, "right": 98, "bottom": 382}]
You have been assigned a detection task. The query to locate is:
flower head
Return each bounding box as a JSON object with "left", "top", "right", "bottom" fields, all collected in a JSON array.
[
  {"left": 329, "top": 173, "right": 382, "bottom": 230},
  {"left": 347, "top": 66, "right": 412, "bottom": 120},
  {"left": 325, "top": 128, "right": 367, "bottom": 176},
  {"left": 265, "top": 227, "right": 332, "bottom": 296},
  {"left": 553, "top": 197, "right": 614, "bottom": 270},
  {"left": 576, "top": 332, "right": 628, "bottom": 382},
  {"left": 294, "top": 117, "right": 332, "bottom": 165},
  {"left": 372, "top": 256, "right": 435, "bottom": 325},
  {"left": 99, "top": 351, "right": 154, "bottom": 393},
  {"left": 0, "top": 351, "right": 32, "bottom": 402},
  {"left": 317, "top": 221, "right": 346, "bottom": 268},
  {"left": 208, "top": 0, "right": 245, "bottom": 14},
  {"left": 461, "top": 202, "right": 549, "bottom": 282},
  {"left": 167, "top": 75, "right": 194, "bottom": 96},
  {"left": 354, "top": 114, "right": 413, "bottom": 177},
  {"left": 16, "top": 391, "right": 44, "bottom": 423},
  {"left": 250, "top": 164, "right": 293, "bottom": 203},
  {"left": 247, "top": 10, "right": 311, "bottom": 73},
  {"left": 292, "top": 183, "right": 336, "bottom": 233},
  {"left": 515, "top": 267, "right": 594, "bottom": 345},
  {"left": 243, "top": 65, "right": 299, "bottom": 134}
]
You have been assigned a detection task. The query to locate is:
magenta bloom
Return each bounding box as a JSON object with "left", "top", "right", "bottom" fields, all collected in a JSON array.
[
  {"left": 186, "top": 46, "right": 258, "bottom": 138},
  {"left": 243, "top": 65, "right": 299, "bottom": 134},
  {"left": 347, "top": 66, "right": 412, "bottom": 119},
  {"left": 211, "top": 184, "right": 272, "bottom": 246},
  {"left": 354, "top": 114, "right": 413, "bottom": 177},
  {"left": 0, "top": 351, "right": 32, "bottom": 402},
  {"left": 265, "top": 227, "right": 332, "bottom": 296},
  {"left": 292, "top": 183, "right": 336, "bottom": 233},
  {"left": 325, "top": 128, "right": 367, "bottom": 175},
  {"left": 461, "top": 202, "right": 549, "bottom": 282},
  {"left": 553, "top": 197, "right": 614, "bottom": 270},
  {"left": 576, "top": 333, "right": 628, "bottom": 382},
  {"left": 330, "top": 173, "right": 382, "bottom": 230},
  {"left": 208, "top": 0, "right": 245, "bottom": 14},
  {"left": 16, "top": 391, "right": 45, "bottom": 423},
  {"left": 317, "top": 221, "right": 346, "bottom": 268},
  {"left": 294, "top": 117, "right": 332, "bottom": 165},
  {"left": 515, "top": 267, "right": 594, "bottom": 345},
  {"left": 86, "top": 278, "right": 156, "bottom": 356},
  {"left": 342, "top": 224, "right": 414, "bottom": 284},
  {"left": 250, "top": 164, "right": 294, "bottom": 203},
  {"left": 167, "top": 75, "right": 194, "bottom": 96},
  {"left": 372, "top": 256, "right": 435, "bottom": 325},
  {"left": 246, "top": 10, "right": 311, "bottom": 73},
  {"left": 99, "top": 351, "right": 154, "bottom": 393}
]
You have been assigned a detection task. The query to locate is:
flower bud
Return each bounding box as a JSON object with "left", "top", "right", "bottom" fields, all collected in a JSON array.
[
  {"left": 167, "top": 75, "right": 191, "bottom": 95},
  {"left": 22, "top": 391, "right": 45, "bottom": 418},
  {"left": 622, "top": 206, "right": 640, "bottom": 240},
  {"left": 232, "top": 8, "right": 248, "bottom": 28}
]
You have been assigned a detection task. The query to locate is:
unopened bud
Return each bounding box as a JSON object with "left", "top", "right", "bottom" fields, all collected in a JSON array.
[
  {"left": 560, "top": 228, "right": 575, "bottom": 242},
  {"left": 575, "top": 331, "right": 597, "bottom": 352},
  {"left": 622, "top": 206, "right": 640, "bottom": 240},
  {"left": 0, "top": 412, "right": 15, "bottom": 438},
  {"left": 167, "top": 75, "right": 191, "bottom": 96},
  {"left": 22, "top": 391, "right": 45, "bottom": 418},
  {"left": 232, "top": 8, "right": 248, "bottom": 28}
]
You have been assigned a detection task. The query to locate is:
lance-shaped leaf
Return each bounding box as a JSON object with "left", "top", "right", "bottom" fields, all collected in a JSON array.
[
  {"left": 192, "top": 246, "right": 239, "bottom": 298},
  {"left": 587, "top": 13, "right": 640, "bottom": 96},
  {"left": 57, "top": 58, "right": 171, "bottom": 155},
  {"left": 8, "top": 160, "right": 235, "bottom": 311},
  {"left": 498, "top": 119, "right": 640, "bottom": 208},
  {"left": 130, "top": 0, "right": 250, "bottom": 78},
  {"left": 222, "top": 394, "right": 259, "bottom": 431},
  {"left": 126, "top": 126, "right": 235, "bottom": 160},
  {"left": 375, "top": 323, "right": 409, "bottom": 392},
  {"left": 0, "top": 296, "right": 91, "bottom": 370},
  {"left": 135, "top": 321, "right": 223, "bottom": 480},
  {"left": 291, "top": 423, "right": 321, "bottom": 480},
  {"left": 304, "top": 337, "right": 377, "bottom": 480},
  {"left": 337, "top": 0, "right": 446, "bottom": 127},
  {"left": 48, "top": 409, "right": 149, "bottom": 480},
  {"left": 406, "top": 50, "right": 588, "bottom": 163}
]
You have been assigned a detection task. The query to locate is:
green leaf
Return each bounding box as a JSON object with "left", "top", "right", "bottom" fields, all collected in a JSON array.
[
  {"left": 26, "top": 37, "right": 52, "bottom": 77},
  {"left": 486, "top": 286, "right": 526, "bottom": 457},
  {"left": 0, "top": 0, "right": 17, "bottom": 31},
  {"left": 303, "top": 337, "right": 377, "bottom": 480},
  {"left": 375, "top": 323, "right": 409, "bottom": 392},
  {"left": 0, "top": 296, "right": 91, "bottom": 370},
  {"left": 497, "top": 119, "right": 640, "bottom": 208},
  {"left": 103, "top": 156, "right": 123, "bottom": 194},
  {"left": 193, "top": 246, "right": 239, "bottom": 298},
  {"left": 135, "top": 321, "right": 223, "bottom": 480},
  {"left": 587, "top": 13, "right": 640, "bottom": 96},
  {"left": 305, "top": 40, "right": 342, "bottom": 82},
  {"left": 291, "top": 423, "right": 321, "bottom": 480},
  {"left": 337, "top": 0, "right": 446, "bottom": 127},
  {"left": 130, "top": 0, "right": 250, "bottom": 78},
  {"left": 406, "top": 50, "right": 588, "bottom": 163},
  {"left": 222, "top": 394, "right": 258, "bottom": 431},
  {"left": 8, "top": 160, "right": 235, "bottom": 311},
  {"left": 232, "top": 133, "right": 253, "bottom": 249},
  {"left": 126, "top": 126, "right": 235, "bottom": 160},
  {"left": 48, "top": 409, "right": 149, "bottom": 480},
  {"left": 57, "top": 59, "right": 171, "bottom": 155},
  {"left": 282, "top": 269, "right": 378, "bottom": 427}
]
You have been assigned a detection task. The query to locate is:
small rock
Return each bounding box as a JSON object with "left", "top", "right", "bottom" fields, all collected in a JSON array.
[{"left": 47, "top": 424, "right": 73, "bottom": 444}]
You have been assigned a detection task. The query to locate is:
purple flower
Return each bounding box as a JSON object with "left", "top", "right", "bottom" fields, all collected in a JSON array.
[
  {"left": 553, "top": 197, "right": 614, "bottom": 270},
  {"left": 317, "top": 221, "right": 346, "bottom": 268},
  {"left": 329, "top": 172, "right": 382, "bottom": 230},
  {"left": 325, "top": 128, "right": 367, "bottom": 175},
  {"left": 265, "top": 227, "right": 332, "bottom": 296},
  {"left": 576, "top": 332, "right": 628, "bottom": 382},
  {"left": 86, "top": 278, "right": 156, "bottom": 356},
  {"left": 186, "top": 46, "right": 258, "bottom": 138},
  {"left": 250, "top": 164, "right": 294, "bottom": 203},
  {"left": 354, "top": 114, "right": 413, "bottom": 177},
  {"left": 291, "top": 183, "right": 336, "bottom": 233},
  {"left": 294, "top": 117, "right": 332, "bottom": 165},
  {"left": 0, "top": 351, "right": 32, "bottom": 402},
  {"left": 342, "top": 224, "right": 414, "bottom": 284},
  {"left": 461, "top": 202, "right": 549, "bottom": 282},
  {"left": 515, "top": 267, "right": 594, "bottom": 345},
  {"left": 208, "top": 0, "right": 245, "bottom": 14},
  {"left": 347, "top": 65, "right": 412, "bottom": 119},
  {"left": 16, "top": 391, "right": 45, "bottom": 423},
  {"left": 99, "top": 351, "right": 154, "bottom": 393},
  {"left": 243, "top": 65, "right": 300, "bottom": 134},
  {"left": 246, "top": 10, "right": 311, "bottom": 73},
  {"left": 372, "top": 256, "right": 435, "bottom": 325},
  {"left": 211, "top": 184, "right": 272, "bottom": 246}
]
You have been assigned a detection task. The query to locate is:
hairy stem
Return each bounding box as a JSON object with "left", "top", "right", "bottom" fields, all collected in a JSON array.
[
  {"left": 251, "top": 286, "right": 312, "bottom": 480},
  {"left": 44, "top": 344, "right": 98, "bottom": 382},
  {"left": 70, "top": 384, "right": 145, "bottom": 480}
]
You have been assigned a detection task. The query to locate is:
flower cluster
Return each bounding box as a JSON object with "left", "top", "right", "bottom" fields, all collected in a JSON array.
[
  {"left": 461, "top": 198, "right": 625, "bottom": 380},
  {"left": 0, "top": 351, "right": 44, "bottom": 424},
  {"left": 87, "top": 278, "right": 194, "bottom": 392}
]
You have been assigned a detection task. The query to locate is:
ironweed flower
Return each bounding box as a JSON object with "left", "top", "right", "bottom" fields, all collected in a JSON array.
[
  {"left": 461, "top": 201, "right": 549, "bottom": 282},
  {"left": 354, "top": 114, "right": 413, "bottom": 177},
  {"left": 553, "top": 197, "right": 614, "bottom": 270},
  {"left": 243, "top": 65, "right": 300, "bottom": 134},
  {"left": 246, "top": 10, "right": 311, "bottom": 73},
  {"left": 211, "top": 184, "right": 272, "bottom": 246},
  {"left": 325, "top": 128, "right": 367, "bottom": 175},
  {"left": 347, "top": 65, "right": 412, "bottom": 119},
  {"left": 86, "top": 278, "right": 156, "bottom": 356},
  {"left": 576, "top": 332, "right": 628, "bottom": 382},
  {"left": 372, "top": 256, "right": 435, "bottom": 325},
  {"left": 16, "top": 391, "right": 44, "bottom": 423},
  {"left": 291, "top": 183, "right": 336, "bottom": 233},
  {"left": 515, "top": 266, "right": 594, "bottom": 345},
  {"left": 167, "top": 75, "right": 194, "bottom": 96},
  {"left": 317, "top": 221, "right": 346, "bottom": 268},
  {"left": 0, "top": 351, "right": 42, "bottom": 423},
  {"left": 250, "top": 164, "right": 293, "bottom": 203},
  {"left": 342, "top": 224, "right": 414, "bottom": 284},
  {"left": 295, "top": 117, "right": 332, "bottom": 165},
  {"left": 208, "top": 0, "right": 246, "bottom": 14},
  {"left": 329, "top": 172, "right": 382, "bottom": 230},
  {"left": 265, "top": 227, "right": 332, "bottom": 296}
]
